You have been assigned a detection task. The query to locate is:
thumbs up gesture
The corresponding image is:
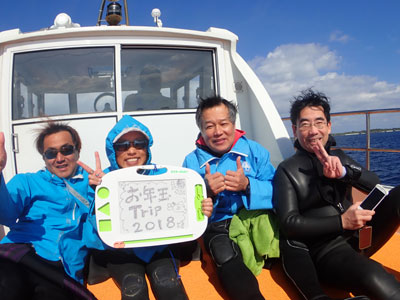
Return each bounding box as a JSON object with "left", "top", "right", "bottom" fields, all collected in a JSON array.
[
  {"left": 204, "top": 162, "right": 225, "bottom": 197},
  {"left": 225, "top": 156, "right": 249, "bottom": 192}
]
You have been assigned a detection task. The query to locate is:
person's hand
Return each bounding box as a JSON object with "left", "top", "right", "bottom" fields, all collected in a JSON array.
[
  {"left": 201, "top": 197, "right": 213, "bottom": 217},
  {"left": 341, "top": 202, "right": 375, "bottom": 230},
  {"left": 0, "top": 132, "right": 6, "bottom": 173},
  {"left": 78, "top": 152, "right": 105, "bottom": 187},
  {"left": 313, "top": 140, "right": 344, "bottom": 178},
  {"left": 225, "top": 156, "right": 249, "bottom": 192},
  {"left": 204, "top": 163, "right": 225, "bottom": 196}
]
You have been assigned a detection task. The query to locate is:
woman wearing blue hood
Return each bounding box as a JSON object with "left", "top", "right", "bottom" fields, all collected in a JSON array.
[{"left": 79, "top": 115, "right": 212, "bottom": 300}]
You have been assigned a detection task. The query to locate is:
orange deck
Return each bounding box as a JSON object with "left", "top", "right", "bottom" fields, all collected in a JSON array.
[{"left": 88, "top": 232, "right": 400, "bottom": 300}]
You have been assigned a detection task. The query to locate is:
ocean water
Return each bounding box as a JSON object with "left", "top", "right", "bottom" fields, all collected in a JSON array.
[{"left": 334, "top": 131, "right": 400, "bottom": 186}]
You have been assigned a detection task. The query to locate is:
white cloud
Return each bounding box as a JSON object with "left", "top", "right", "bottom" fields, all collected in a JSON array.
[
  {"left": 248, "top": 43, "right": 400, "bottom": 132},
  {"left": 329, "top": 30, "right": 351, "bottom": 43}
]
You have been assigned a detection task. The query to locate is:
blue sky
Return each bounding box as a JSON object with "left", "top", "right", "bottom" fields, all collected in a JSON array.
[{"left": 1, "top": 0, "right": 400, "bottom": 132}]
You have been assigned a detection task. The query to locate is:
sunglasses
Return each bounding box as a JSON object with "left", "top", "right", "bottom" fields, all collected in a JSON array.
[
  {"left": 43, "top": 144, "right": 76, "bottom": 160},
  {"left": 113, "top": 139, "right": 148, "bottom": 152}
]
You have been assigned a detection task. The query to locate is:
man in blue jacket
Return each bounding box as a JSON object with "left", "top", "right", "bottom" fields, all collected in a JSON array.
[
  {"left": 183, "top": 96, "right": 275, "bottom": 300},
  {"left": 0, "top": 124, "right": 96, "bottom": 299}
]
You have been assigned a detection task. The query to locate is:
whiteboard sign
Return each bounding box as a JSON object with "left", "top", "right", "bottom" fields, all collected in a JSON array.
[
  {"left": 119, "top": 179, "right": 188, "bottom": 234},
  {"left": 95, "top": 165, "right": 208, "bottom": 248}
]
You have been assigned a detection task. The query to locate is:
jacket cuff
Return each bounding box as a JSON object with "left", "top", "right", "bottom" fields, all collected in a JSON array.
[
  {"left": 343, "top": 164, "right": 362, "bottom": 182},
  {"left": 245, "top": 177, "right": 251, "bottom": 195},
  {"left": 338, "top": 213, "right": 344, "bottom": 232}
]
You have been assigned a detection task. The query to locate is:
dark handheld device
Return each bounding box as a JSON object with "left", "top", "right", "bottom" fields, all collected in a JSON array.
[{"left": 359, "top": 184, "right": 389, "bottom": 211}]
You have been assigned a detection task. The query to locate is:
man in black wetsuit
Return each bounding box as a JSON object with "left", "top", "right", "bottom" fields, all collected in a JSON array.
[{"left": 273, "top": 89, "right": 400, "bottom": 300}]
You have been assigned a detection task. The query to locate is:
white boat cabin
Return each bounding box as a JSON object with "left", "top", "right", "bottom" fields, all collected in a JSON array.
[{"left": 0, "top": 11, "right": 293, "bottom": 184}]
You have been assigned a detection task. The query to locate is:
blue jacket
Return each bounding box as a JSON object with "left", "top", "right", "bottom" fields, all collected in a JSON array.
[
  {"left": 0, "top": 166, "right": 100, "bottom": 283},
  {"left": 101, "top": 115, "right": 167, "bottom": 262},
  {"left": 183, "top": 134, "right": 275, "bottom": 222}
]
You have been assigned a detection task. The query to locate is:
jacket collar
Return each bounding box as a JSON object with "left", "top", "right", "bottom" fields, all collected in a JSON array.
[
  {"left": 195, "top": 129, "right": 246, "bottom": 157},
  {"left": 44, "top": 165, "right": 85, "bottom": 185},
  {"left": 196, "top": 133, "right": 249, "bottom": 168}
]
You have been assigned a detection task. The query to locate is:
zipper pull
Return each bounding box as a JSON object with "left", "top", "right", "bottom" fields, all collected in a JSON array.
[{"left": 337, "top": 202, "right": 344, "bottom": 213}]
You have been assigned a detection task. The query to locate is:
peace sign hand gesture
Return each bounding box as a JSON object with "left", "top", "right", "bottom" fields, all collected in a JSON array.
[
  {"left": 78, "top": 151, "right": 105, "bottom": 188},
  {"left": 312, "top": 140, "right": 344, "bottom": 179}
]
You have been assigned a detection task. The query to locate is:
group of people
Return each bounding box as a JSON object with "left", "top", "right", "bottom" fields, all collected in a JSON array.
[{"left": 0, "top": 91, "right": 399, "bottom": 300}]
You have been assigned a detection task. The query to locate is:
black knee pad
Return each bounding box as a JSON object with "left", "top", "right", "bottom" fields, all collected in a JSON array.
[
  {"left": 208, "top": 234, "right": 239, "bottom": 267},
  {"left": 148, "top": 260, "right": 188, "bottom": 300},
  {"left": 150, "top": 263, "right": 180, "bottom": 288},
  {"left": 120, "top": 273, "right": 147, "bottom": 299}
]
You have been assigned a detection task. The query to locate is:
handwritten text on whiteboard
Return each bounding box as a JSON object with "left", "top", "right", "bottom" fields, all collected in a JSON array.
[{"left": 119, "top": 179, "right": 188, "bottom": 234}]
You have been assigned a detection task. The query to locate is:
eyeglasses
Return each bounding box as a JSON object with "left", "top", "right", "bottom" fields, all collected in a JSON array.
[
  {"left": 113, "top": 139, "right": 148, "bottom": 152},
  {"left": 43, "top": 144, "right": 75, "bottom": 160},
  {"left": 297, "top": 120, "right": 327, "bottom": 131}
]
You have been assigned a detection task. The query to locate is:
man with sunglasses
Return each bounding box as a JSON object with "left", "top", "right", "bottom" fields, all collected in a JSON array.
[
  {"left": 0, "top": 123, "right": 97, "bottom": 299},
  {"left": 273, "top": 89, "right": 400, "bottom": 299}
]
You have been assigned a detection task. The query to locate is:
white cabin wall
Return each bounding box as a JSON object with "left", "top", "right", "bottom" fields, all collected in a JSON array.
[
  {"left": 229, "top": 53, "right": 294, "bottom": 168},
  {"left": 0, "top": 43, "right": 16, "bottom": 183},
  {"left": 130, "top": 113, "right": 199, "bottom": 166},
  {"left": 216, "top": 42, "right": 238, "bottom": 109},
  {"left": 0, "top": 44, "right": 13, "bottom": 238},
  {"left": 211, "top": 34, "right": 294, "bottom": 168}
]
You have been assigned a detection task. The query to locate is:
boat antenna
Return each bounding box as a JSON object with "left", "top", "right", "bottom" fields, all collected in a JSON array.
[
  {"left": 97, "top": 0, "right": 130, "bottom": 26},
  {"left": 151, "top": 8, "right": 163, "bottom": 28}
]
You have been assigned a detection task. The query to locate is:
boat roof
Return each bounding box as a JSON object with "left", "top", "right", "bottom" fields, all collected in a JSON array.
[{"left": 0, "top": 21, "right": 239, "bottom": 46}]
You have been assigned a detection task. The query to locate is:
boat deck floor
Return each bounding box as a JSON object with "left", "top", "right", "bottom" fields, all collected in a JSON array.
[
  {"left": 88, "top": 231, "right": 400, "bottom": 299},
  {"left": 88, "top": 189, "right": 400, "bottom": 299}
]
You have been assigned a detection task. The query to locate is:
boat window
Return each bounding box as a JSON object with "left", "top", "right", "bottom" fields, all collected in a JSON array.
[
  {"left": 121, "top": 48, "right": 215, "bottom": 111},
  {"left": 12, "top": 47, "right": 115, "bottom": 120}
]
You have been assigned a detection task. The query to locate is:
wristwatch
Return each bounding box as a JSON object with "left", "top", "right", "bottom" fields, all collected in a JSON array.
[{"left": 344, "top": 164, "right": 362, "bottom": 180}]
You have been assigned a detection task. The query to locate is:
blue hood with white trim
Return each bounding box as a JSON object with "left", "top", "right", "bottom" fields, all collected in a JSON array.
[{"left": 105, "top": 115, "right": 153, "bottom": 170}]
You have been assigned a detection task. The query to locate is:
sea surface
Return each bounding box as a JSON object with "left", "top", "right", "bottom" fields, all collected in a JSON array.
[{"left": 333, "top": 131, "right": 400, "bottom": 187}]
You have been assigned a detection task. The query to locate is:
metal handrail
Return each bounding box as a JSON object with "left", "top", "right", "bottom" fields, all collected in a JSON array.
[{"left": 282, "top": 108, "right": 400, "bottom": 170}]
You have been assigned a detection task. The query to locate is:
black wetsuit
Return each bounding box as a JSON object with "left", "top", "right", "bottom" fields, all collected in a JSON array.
[{"left": 273, "top": 137, "right": 400, "bottom": 300}]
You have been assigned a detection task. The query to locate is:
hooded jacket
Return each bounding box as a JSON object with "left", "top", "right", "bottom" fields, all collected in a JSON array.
[
  {"left": 183, "top": 131, "right": 275, "bottom": 222},
  {"left": 0, "top": 166, "right": 99, "bottom": 283},
  {"left": 101, "top": 115, "right": 166, "bottom": 261}
]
